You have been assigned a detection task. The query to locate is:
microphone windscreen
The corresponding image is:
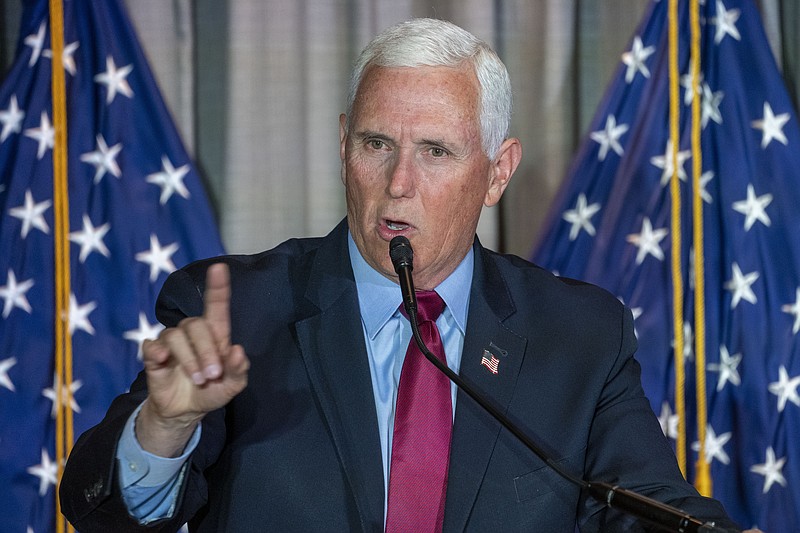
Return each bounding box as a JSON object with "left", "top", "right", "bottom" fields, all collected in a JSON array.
[{"left": 389, "top": 236, "right": 413, "bottom": 272}]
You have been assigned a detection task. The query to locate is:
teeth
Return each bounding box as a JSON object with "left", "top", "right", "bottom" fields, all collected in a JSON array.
[{"left": 387, "top": 221, "right": 408, "bottom": 231}]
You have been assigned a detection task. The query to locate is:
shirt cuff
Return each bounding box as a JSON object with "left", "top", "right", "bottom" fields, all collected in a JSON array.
[{"left": 116, "top": 401, "right": 202, "bottom": 488}]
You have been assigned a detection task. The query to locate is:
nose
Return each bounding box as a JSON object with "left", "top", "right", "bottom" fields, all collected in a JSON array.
[{"left": 387, "top": 152, "right": 416, "bottom": 198}]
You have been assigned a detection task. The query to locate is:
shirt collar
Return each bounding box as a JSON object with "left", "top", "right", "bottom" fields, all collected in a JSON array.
[{"left": 348, "top": 233, "right": 473, "bottom": 339}]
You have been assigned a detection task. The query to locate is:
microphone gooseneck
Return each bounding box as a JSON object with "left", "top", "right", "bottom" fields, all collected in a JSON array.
[{"left": 387, "top": 238, "right": 733, "bottom": 533}]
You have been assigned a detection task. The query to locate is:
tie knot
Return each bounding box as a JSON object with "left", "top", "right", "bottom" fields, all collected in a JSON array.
[{"left": 400, "top": 290, "right": 445, "bottom": 323}]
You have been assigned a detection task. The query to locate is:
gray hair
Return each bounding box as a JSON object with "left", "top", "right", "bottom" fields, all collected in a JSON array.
[{"left": 345, "top": 18, "right": 512, "bottom": 159}]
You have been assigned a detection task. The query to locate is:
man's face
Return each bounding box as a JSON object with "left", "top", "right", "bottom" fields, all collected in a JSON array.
[{"left": 340, "top": 64, "right": 514, "bottom": 289}]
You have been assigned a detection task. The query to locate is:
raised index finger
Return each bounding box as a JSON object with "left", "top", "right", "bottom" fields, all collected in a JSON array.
[{"left": 203, "top": 262, "right": 231, "bottom": 350}]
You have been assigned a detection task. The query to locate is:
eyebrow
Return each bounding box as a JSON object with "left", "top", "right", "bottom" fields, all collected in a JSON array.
[
  {"left": 352, "top": 130, "right": 392, "bottom": 143},
  {"left": 352, "top": 130, "right": 459, "bottom": 153},
  {"left": 419, "top": 137, "right": 451, "bottom": 149}
]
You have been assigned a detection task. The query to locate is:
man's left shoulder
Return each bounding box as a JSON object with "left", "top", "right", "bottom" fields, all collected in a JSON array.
[{"left": 481, "top": 248, "right": 622, "bottom": 311}]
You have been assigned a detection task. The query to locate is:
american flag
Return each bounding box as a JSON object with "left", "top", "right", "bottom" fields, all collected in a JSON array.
[
  {"left": 480, "top": 350, "right": 500, "bottom": 375},
  {"left": 533, "top": 0, "right": 799, "bottom": 530},
  {"left": 0, "top": 1, "right": 224, "bottom": 531}
]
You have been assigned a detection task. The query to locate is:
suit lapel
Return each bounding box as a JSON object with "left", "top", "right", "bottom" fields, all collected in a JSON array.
[
  {"left": 293, "top": 228, "right": 530, "bottom": 532},
  {"left": 444, "top": 245, "right": 529, "bottom": 532},
  {"left": 295, "top": 222, "right": 385, "bottom": 532}
]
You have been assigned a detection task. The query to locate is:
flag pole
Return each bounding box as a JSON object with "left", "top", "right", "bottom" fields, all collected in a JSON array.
[{"left": 48, "top": 0, "right": 75, "bottom": 531}]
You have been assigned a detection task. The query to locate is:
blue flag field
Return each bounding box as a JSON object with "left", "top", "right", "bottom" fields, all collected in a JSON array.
[
  {"left": 534, "top": 0, "right": 800, "bottom": 530},
  {"left": 0, "top": 1, "right": 224, "bottom": 531}
]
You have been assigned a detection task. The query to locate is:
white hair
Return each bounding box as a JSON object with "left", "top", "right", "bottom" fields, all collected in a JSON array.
[{"left": 345, "top": 18, "right": 512, "bottom": 159}]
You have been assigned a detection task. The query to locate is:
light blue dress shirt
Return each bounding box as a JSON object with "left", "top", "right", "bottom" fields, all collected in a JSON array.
[
  {"left": 117, "top": 233, "right": 473, "bottom": 522},
  {"left": 348, "top": 235, "right": 471, "bottom": 518}
]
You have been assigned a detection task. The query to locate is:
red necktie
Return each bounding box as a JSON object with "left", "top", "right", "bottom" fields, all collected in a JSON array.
[{"left": 385, "top": 290, "right": 452, "bottom": 533}]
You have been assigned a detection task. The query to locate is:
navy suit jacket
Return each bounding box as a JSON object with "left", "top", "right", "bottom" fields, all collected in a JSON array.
[{"left": 60, "top": 220, "right": 737, "bottom": 532}]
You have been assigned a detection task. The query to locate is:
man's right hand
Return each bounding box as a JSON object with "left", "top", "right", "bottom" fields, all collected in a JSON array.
[{"left": 137, "top": 262, "right": 250, "bottom": 457}]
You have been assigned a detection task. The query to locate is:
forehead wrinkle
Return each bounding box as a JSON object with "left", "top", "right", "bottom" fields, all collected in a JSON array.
[
  {"left": 356, "top": 65, "right": 478, "bottom": 113},
  {"left": 350, "top": 65, "right": 481, "bottom": 152}
]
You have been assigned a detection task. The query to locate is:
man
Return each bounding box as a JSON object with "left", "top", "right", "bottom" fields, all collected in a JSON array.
[{"left": 61, "top": 18, "right": 743, "bottom": 532}]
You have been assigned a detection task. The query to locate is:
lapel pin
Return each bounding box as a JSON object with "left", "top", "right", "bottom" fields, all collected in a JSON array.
[{"left": 480, "top": 349, "right": 500, "bottom": 375}]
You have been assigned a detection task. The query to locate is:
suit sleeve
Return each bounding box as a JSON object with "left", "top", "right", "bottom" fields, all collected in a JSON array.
[
  {"left": 577, "top": 307, "right": 740, "bottom": 532},
  {"left": 60, "top": 266, "right": 227, "bottom": 532}
]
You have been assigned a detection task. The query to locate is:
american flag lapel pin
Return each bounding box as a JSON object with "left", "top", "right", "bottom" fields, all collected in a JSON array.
[{"left": 480, "top": 349, "right": 500, "bottom": 375}]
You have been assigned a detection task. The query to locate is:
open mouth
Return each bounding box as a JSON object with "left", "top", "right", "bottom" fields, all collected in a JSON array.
[{"left": 386, "top": 220, "right": 410, "bottom": 231}]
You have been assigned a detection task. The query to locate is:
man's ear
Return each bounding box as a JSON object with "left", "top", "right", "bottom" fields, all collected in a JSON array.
[
  {"left": 484, "top": 138, "right": 522, "bottom": 207},
  {"left": 339, "top": 114, "right": 348, "bottom": 184},
  {"left": 339, "top": 114, "right": 348, "bottom": 161}
]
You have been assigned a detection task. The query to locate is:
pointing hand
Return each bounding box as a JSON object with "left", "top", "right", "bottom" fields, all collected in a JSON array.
[{"left": 138, "top": 263, "right": 250, "bottom": 457}]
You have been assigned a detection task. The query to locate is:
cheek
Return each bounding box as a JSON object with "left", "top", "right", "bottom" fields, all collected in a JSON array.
[
  {"left": 430, "top": 190, "right": 472, "bottom": 236},
  {"left": 347, "top": 154, "right": 386, "bottom": 187},
  {"left": 454, "top": 180, "right": 488, "bottom": 215},
  {"left": 345, "top": 161, "right": 381, "bottom": 214},
  {"left": 428, "top": 184, "right": 486, "bottom": 243}
]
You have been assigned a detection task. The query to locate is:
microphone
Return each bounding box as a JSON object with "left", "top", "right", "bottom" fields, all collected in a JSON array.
[
  {"left": 389, "top": 236, "right": 416, "bottom": 315},
  {"left": 387, "top": 236, "right": 733, "bottom": 533}
]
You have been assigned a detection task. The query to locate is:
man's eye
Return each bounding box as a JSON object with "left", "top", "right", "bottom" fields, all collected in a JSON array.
[
  {"left": 368, "top": 139, "right": 385, "bottom": 150},
  {"left": 430, "top": 147, "right": 447, "bottom": 157}
]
